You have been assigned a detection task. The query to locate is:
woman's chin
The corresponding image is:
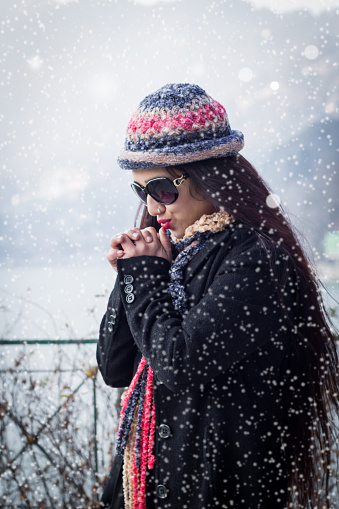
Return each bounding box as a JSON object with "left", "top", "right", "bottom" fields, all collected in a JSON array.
[{"left": 169, "top": 228, "right": 184, "bottom": 240}]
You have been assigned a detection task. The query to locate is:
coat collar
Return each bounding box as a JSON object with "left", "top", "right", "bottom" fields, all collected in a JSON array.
[{"left": 176, "top": 218, "right": 246, "bottom": 286}]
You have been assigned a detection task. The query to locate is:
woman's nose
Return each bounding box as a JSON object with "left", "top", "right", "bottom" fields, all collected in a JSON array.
[{"left": 146, "top": 195, "right": 165, "bottom": 216}]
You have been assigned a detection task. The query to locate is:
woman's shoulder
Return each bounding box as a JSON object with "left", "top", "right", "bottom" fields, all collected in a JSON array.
[
  {"left": 216, "top": 218, "right": 296, "bottom": 275},
  {"left": 214, "top": 219, "right": 266, "bottom": 257}
]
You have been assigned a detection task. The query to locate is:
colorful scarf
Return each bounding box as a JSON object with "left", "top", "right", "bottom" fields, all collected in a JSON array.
[{"left": 116, "top": 210, "right": 235, "bottom": 509}]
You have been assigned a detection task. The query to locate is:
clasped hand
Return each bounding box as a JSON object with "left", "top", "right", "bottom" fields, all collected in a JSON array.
[{"left": 107, "top": 227, "right": 172, "bottom": 272}]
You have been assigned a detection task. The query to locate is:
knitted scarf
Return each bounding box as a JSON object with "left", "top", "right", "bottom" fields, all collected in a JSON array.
[{"left": 116, "top": 210, "right": 235, "bottom": 509}]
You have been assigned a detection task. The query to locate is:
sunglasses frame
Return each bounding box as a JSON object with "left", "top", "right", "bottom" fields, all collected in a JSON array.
[{"left": 130, "top": 173, "right": 189, "bottom": 205}]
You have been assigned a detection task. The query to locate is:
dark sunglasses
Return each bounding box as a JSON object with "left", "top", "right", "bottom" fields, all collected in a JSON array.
[{"left": 130, "top": 174, "right": 189, "bottom": 205}]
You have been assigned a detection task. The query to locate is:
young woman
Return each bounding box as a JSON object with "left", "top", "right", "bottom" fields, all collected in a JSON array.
[{"left": 97, "top": 83, "right": 339, "bottom": 509}]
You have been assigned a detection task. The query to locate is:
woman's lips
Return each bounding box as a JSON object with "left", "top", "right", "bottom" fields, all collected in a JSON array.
[{"left": 158, "top": 219, "right": 172, "bottom": 229}]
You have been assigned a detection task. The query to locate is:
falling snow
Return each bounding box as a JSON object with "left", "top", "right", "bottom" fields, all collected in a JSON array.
[{"left": 1, "top": 0, "right": 339, "bottom": 507}]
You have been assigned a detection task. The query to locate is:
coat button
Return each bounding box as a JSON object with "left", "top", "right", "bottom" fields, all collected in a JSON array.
[
  {"left": 124, "top": 284, "right": 134, "bottom": 294},
  {"left": 126, "top": 293, "right": 134, "bottom": 304},
  {"left": 124, "top": 275, "right": 134, "bottom": 284},
  {"left": 158, "top": 424, "right": 171, "bottom": 439},
  {"left": 107, "top": 322, "right": 114, "bottom": 333},
  {"left": 156, "top": 484, "right": 169, "bottom": 499}
]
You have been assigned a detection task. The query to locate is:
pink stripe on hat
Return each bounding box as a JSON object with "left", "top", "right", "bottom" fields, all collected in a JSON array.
[{"left": 127, "top": 101, "right": 227, "bottom": 135}]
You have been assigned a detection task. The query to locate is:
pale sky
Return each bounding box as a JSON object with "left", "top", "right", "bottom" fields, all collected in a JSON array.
[
  {"left": 133, "top": 0, "right": 339, "bottom": 15},
  {"left": 247, "top": 0, "right": 339, "bottom": 14}
]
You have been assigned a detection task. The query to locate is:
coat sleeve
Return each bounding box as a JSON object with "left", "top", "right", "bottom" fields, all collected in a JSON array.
[
  {"left": 116, "top": 240, "right": 297, "bottom": 393},
  {"left": 96, "top": 275, "right": 140, "bottom": 388}
]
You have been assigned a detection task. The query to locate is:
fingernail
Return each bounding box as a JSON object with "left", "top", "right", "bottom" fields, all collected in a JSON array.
[
  {"left": 117, "top": 250, "right": 123, "bottom": 256},
  {"left": 132, "top": 233, "right": 139, "bottom": 239},
  {"left": 146, "top": 236, "right": 152, "bottom": 242},
  {"left": 118, "top": 235, "right": 123, "bottom": 241}
]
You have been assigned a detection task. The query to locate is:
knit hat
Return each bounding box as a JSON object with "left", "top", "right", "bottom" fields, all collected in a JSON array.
[{"left": 117, "top": 83, "right": 244, "bottom": 169}]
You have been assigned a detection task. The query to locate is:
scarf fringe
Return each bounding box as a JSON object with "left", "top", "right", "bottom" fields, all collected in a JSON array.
[{"left": 117, "top": 359, "right": 155, "bottom": 509}]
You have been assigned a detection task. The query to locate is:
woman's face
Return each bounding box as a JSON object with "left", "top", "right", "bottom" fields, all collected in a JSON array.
[{"left": 132, "top": 167, "right": 216, "bottom": 239}]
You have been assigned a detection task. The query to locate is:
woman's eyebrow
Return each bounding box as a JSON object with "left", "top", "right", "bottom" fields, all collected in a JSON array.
[
  {"left": 145, "top": 176, "right": 164, "bottom": 183},
  {"left": 132, "top": 175, "right": 166, "bottom": 186}
]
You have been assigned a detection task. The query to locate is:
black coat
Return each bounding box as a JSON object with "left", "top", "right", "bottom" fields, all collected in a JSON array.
[{"left": 97, "top": 219, "right": 300, "bottom": 508}]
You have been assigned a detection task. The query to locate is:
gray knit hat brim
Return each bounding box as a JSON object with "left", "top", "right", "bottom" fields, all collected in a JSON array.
[{"left": 118, "top": 130, "right": 244, "bottom": 169}]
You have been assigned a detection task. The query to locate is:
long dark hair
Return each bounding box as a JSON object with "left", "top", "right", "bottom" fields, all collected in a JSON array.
[{"left": 135, "top": 154, "right": 339, "bottom": 507}]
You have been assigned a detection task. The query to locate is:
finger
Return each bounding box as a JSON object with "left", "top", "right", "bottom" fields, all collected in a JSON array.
[
  {"left": 106, "top": 248, "right": 121, "bottom": 272},
  {"left": 107, "top": 248, "right": 117, "bottom": 262},
  {"left": 115, "top": 233, "right": 136, "bottom": 250},
  {"left": 107, "top": 247, "right": 124, "bottom": 261},
  {"left": 140, "top": 231, "right": 154, "bottom": 243},
  {"left": 110, "top": 233, "right": 124, "bottom": 249},
  {"left": 159, "top": 227, "right": 173, "bottom": 259},
  {"left": 140, "top": 227, "right": 157, "bottom": 243},
  {"left": 124, "top": 228, "right": 141, "bottom": 241}
]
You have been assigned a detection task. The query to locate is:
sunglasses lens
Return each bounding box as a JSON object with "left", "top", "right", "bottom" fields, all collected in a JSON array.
[
  {"left": 131, "top": 183, "right": 147, "bottom": 204},
  {"left": 148, "top": 179, "right": 177, "bottom": 205}
]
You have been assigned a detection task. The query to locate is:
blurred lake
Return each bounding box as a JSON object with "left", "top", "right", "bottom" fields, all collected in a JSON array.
[
  {"left": 0, "top": 264, "right": 115, "bottom": 344},
  {"left": 1, "top": 262, "right": 338, "bottom": 348}
]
